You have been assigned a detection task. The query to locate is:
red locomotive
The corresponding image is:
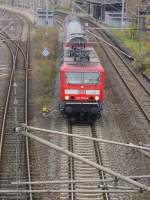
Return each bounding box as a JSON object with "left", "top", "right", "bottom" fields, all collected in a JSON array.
[{"left": 59, "top": 16, "right": 104, "bottom": 122}]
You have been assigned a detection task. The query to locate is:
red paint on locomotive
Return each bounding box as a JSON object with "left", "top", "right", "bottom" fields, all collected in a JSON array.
[
  {"left": 59, "top": 16, "right": 104, "bottom": 121},
  {"left": 59, "top": 63, "right": 104, "bottom": 103}
]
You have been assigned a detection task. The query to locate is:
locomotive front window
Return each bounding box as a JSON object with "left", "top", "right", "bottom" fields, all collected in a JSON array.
[
  {"left": 65, "top": 72, "right": 100, "bottom": 85},
  {"left": 83, "top": 73, "right": 100, "bottom": 84},
  {"left": 65, "top": 72, "right": 82, "bottom": 84}
]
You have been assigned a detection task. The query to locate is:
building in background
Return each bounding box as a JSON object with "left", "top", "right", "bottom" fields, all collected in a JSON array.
[{"left": 76, "top": 0, "right": 128, "bottom": 27}]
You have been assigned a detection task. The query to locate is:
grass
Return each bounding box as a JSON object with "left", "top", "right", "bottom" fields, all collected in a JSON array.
[
  {"left": 111, "top": 28, "right": 150, "bottom": 74},
  {"left": 111, "top": 28, "right": 140, "bottom": 57},
  {"left": 36, "top": 95, "right": 51, "bottom": 107},
  {"left": 32, "top": 26, "right": 58, "bottom": 60},
  {"left": 31, "top": 26, "right": 58, "bottom": 108},
  {"left": 32, "top": 59, "right": 56, "bottom": 89}
]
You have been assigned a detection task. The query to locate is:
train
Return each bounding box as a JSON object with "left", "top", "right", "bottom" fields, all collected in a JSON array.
[{"left": 59, "top": 16, "right": 104, "bottom": 122}]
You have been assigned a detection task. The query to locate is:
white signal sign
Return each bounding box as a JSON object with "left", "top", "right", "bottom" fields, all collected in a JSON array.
[{"left": 42, "top": 47, "right": 49, "bottom": 57}]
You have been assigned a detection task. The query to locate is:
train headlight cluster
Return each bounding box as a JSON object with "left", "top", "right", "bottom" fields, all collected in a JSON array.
[
  {"left": 95, "top": 96, "right": 99, "bottom": 101},
  {"left": 65, "top": 89, "right": 79, "bottom": 94},
  {"left": 65, "top": 95, "right": 69, "bottom": 100},
  {"left": 86, "top": 90, "right": 100, "bottom": 95}
]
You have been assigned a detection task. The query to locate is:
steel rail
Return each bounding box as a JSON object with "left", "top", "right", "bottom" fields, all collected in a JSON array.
[
  {"left": 114, "top": 48, "right": 150, "bottom": 96},
  {"left": 97, "top": 30, "right": 150, "bottom": 97},
  {"left": 68, "top": 124, "right": 75, "bottom": 200},
  {"left": 83, "top": 16, "right": 132, "bottom": 59},
  {"left": 82, "top": 18, "right": 150, "bottom": 96},
  {"left": 53, "top": 13, "right": 149, "bottom": 198},
  {"left": 21, "top": 131, "right": 150, "bottom": 192},
  {"left": 0, "top": 31, "right": 26, "bottom": 62},
  {"left": 56, "top": 13, "right": 149, "bottom": 97},
  {"left": 0, "top": 36, "right": 20, "bottom": 160},
  {"left": 57, "top": 17, "right": 110, "bottom": 199},
  {"left": 0, "top": 22, "right": 14, "bottom": 34},
  {"left": 87, "top": 30, "right": 132, "bottom": 58},
  {"left": 67, "top": 123, "right": 117, "bottom": 200},
  {"left": 25, "top": 22, "right": 32, "bottom": 200},
  {"left": 87, "top": 25, "right": 150, "bottom": 124},
  {"left": 91, "top": 124, "right": 110, "bottom": 200},
  {"left": 142, "top": 72, "right": 150, "bottom": 83},
  {"left": 0, "top": 19, "right": 28, "bottom": 199},
  {"left": 96, "top": 36, "right": 150, "bottom": 124},
  {"left": 56, "top": 13, "right": 149, "bottom": 116}
]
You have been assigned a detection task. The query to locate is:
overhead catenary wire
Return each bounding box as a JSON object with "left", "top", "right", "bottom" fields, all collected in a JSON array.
[
  {"left": 0, "top": 189, "right": 144, "bottom": 194},
  {"left": 22, "top": 125, "right": 150, "bottom": 152},
  {"left": 11, "top": 174, "right": 150, "bottom": 186},
  {"left": 87, "top": 30, "right": 132, "bottom": 59},
  {"left": 20, "top": 130, "right": 150, "bottom": 192}
]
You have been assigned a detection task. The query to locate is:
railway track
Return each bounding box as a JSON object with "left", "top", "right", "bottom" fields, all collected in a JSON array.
[
  {"left": 59, "top": 123, "right": 120, "bottom": 200},
  {"left": 55, "top": 13, "right": 150, "bottom": 124},
  {"left": 58, "top": 121, "right": 148, "bottom": 200},
  {"left": 55, "top": 13, "right": 149, "bottom": 199},
  {"left": 71, "top": 124, "right": 108, "bottom": 200},
  {"left": 76, "top": 16, "right": 149, "bottom": 124},
  {"left": 0, "top": 17, "right": 32, "bottom": 199},
  {"left": 56, "top": 17, "right": 112, "bottom": 198},
  {"left": 92, "top": 29, "right": 150, "bottom": 124},
  {"left": 55, "top": 13, "right": 150, "bottom": 200},
  {"left": 0, "top": 11, "right": 146, "bottom": 199},
  {"left": 58, "top": 13, "right": 150, "bottom": 96},
  {"left": 25, "top": 21, "right": 33, "bottom": 200},
  {"left": 81, "top": 16, "right": 150, "bottom": 124}
]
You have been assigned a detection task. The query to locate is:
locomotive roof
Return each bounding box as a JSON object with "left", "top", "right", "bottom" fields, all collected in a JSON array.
[
  {"left": 64, "top": 47, "right": 100, "bottom": 63},
  {"left": 61, "top": 63, "right": 104, "bottom": 72},
  {"left": 61, "top": 47, "right": 104, "bottom": 72}
]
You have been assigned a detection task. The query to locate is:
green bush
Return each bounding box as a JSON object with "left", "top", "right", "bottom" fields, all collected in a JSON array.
[
  {"left": 32, "top": 59, "right": 56, "bottom": 89},
  {"left": 133, "top": 59, "right": 145, "bottom": 72},
  {"left": 111, "top": 27, "right": 150, "bottom": 73}
]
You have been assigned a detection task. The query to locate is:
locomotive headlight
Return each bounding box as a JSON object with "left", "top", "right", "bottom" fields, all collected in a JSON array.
[
  {"left": 65, "top": 95, "right": 69, "bottom": 100},
  {"left": 95, "top": 96, "right": 99, "bottom": 101}
]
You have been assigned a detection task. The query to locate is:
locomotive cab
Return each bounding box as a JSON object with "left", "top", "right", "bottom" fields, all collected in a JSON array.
[{"left": 59, "top": 62, "right": 104, "bottom": 122}]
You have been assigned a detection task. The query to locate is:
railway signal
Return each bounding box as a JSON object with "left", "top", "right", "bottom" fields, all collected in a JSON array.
[{"left": 42, "top": 47, "right": 49, "bottom": 57}]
